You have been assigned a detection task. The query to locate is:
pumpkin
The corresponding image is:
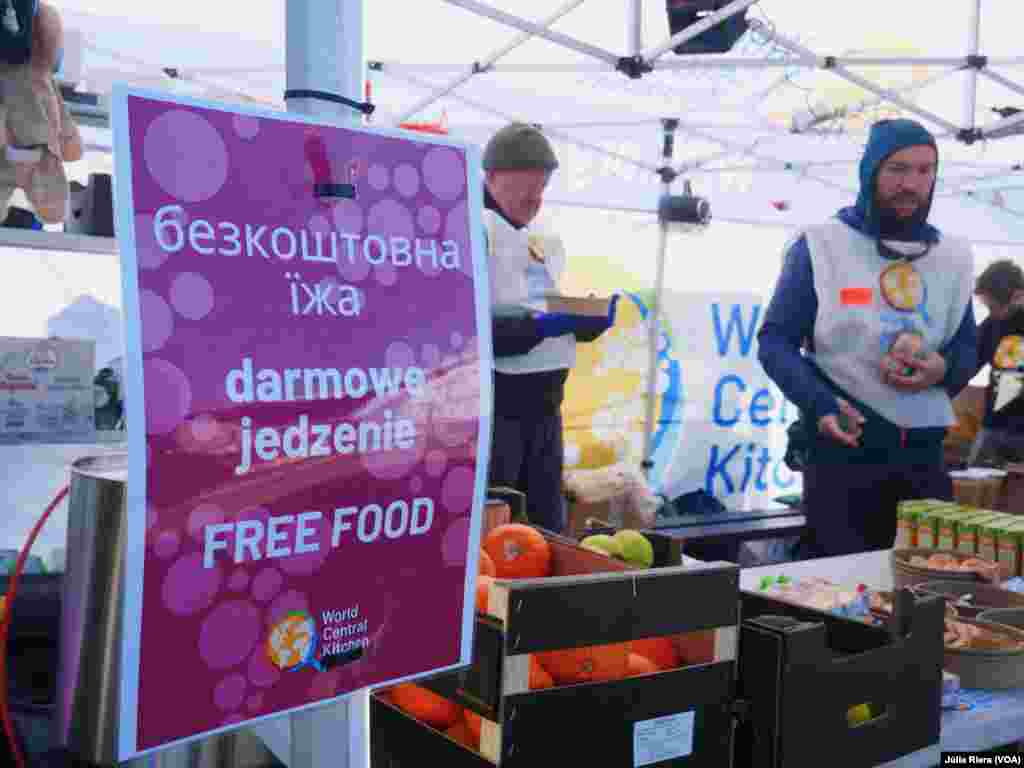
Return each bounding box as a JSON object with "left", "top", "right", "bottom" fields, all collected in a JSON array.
[
  {"left": 476, "top": 574, "right": 493, "bottom": 614},
  {"left": 478, "top": 549, "right": 496, "bottom": 577},
  {"left": 536, "top": 642, "right": 630, "bottom": 685},
  {"left": 529, "top": 655, "right": 554, "bottom": 690},
  {"left": 445, "top": 720, "right": 479, "bottom": 750},
  {"left": 627, "top": 653, "right": 661, "bottom": 676},
  {"left": 389, "top": 684, "right": 462, "bottom": 729},
  {"left": 483, "top": 524, "right": 552, "bottom": 579},
  {"left": 629, "top": 636, "right": 679, "bottom": 670}
]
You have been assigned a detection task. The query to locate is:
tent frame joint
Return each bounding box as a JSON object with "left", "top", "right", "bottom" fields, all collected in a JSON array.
[
  {"left": 965, "top": 55, "right": 988, "bottom": 70},
  {"left": 957, "top": 127, "right": 982, "bottom": 145},
  {"left": 657, "top": 165, "right": 679, "bottom": 184},
  {"left": 616, "top": 55, "right": 653, "bottom": 80}
]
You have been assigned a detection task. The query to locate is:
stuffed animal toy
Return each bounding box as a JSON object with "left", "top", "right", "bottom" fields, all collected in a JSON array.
[{"left": 0, "top": 1, "right": 83, "bottom": 224}]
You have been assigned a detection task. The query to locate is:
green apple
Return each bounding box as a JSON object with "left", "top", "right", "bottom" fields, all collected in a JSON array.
[
  {"left": 614, "top": 530, "right": 655, "bottom": 568},
  {"left": 579, "top": 534, "right": 623, "bottom": 558}
]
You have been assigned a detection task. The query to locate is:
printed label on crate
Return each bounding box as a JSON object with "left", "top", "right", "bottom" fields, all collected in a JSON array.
[
  {"left": 0, "top": 336, "right": 96, "bottom": 444},
  {"left": 111, "top": 87, "right": 491, "bottom": 759},
  {"left": 633, "top": 711, "right": 695, "bottom": 767}
]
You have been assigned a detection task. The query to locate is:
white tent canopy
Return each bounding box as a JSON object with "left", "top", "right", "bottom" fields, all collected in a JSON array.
[{"left": 53, "top": 0, "right": 1024, "bottom": 246}]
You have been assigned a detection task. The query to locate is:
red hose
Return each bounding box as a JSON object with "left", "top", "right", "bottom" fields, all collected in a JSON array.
[{"left": 1, "top": 485, "right": 69, "bottom": 768}]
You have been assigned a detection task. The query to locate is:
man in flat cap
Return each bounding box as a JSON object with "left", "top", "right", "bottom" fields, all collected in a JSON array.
[{"left": 483, "top": 122, "right": 618, "bottom": 532}]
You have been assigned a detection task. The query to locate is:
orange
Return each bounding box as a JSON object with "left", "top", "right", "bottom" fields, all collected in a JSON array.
[
  {"left": 463, "top": 708, "right": 482, "bottom": 744},
  {"left": 476, "top": 574, "right": 493, "bottom": 614},
  {"left": 529, "top": 655, "right": 554, "bottom": 690},
  {"left": 627, "top": 653, "right": 661, "bottom": 676},
  {"left": 445, "top": 720, "right": 479, "bottom": 750},
  {"left": 389, "top": 684, "right": 462, "bottom": 729},
  {"left": 536, "top": 642, "right": 629, "bottom": 685},
  {"left": 674, "top": 630, "right": 716, "bottom": 665},
  {"left": 483, "top": 524, "right": 552, "bottom": 579},
  {"left": 478, "top": 549, "right": 496, "bottom": 577},
  {"left": 629, "top": 636, "right": 679, "bottom": 670}
]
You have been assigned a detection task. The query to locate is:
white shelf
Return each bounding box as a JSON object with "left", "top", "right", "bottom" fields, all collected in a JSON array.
[{"left": 0, "top": 228, "right": 117, "bottom": 255}]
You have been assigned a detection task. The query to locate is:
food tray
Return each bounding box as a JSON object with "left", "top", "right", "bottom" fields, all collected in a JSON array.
[
  {"left": 914, "top": 581, "right": 1024, "bottom": 620},
  {"left": 890, "top": 548, "right": 995, "bottom": 590},
  {"left": 942, "top": 618, "right": 1024, "bottom": 689}
]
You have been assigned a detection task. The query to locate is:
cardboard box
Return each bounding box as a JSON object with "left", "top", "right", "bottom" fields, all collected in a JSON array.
[
  {"left": 955, "top": 511, "right": 1003, "bottom": 555},
  {"left": 997, "top": 520, "right": 1024, "bottom": 579},
  {"left": 543, "top": 294, "right": 611, "bottom": 317},
  {"left": 978, "top": 515, "right": 1017, "bottom": 564}
]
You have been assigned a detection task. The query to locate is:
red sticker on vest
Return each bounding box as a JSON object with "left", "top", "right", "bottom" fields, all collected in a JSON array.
[{"left": 840, "top": 287, "right": 873, "bottom": 306}]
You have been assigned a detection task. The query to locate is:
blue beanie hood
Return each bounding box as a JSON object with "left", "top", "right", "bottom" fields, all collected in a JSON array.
[{"left": 838, "top": 118, "right": 940, "bottom": 243}]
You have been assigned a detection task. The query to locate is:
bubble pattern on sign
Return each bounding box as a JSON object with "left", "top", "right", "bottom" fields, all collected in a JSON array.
[
  {"left": 163, "top": 553, "right": 222, "bottom": 616},
  {"left": 441, "top": 516, "right": 471, "bottom": 567},
  {"left": 145, "top": 110, "right": 229, "bottom": 202},
  {"left": 131, "top": 99, "right": 482, "bottom": 752},
  {"left": 170, "top": 272, "right": 215, "bottom": 320},
  {"left": 199, "top": 600, "right": 261, "bottom": 670},
  {"left": 140, "top": 290, "right": 173, "bottom": 353}
]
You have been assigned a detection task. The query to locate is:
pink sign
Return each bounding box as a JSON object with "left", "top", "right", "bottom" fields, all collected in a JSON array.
[{"left": 111, "top": 89, "right": 491, "bottom": 757}]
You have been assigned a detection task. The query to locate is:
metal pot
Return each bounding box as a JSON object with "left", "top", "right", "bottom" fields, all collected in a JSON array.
[{"left": 56, "top": 453, "right": 258, "bottom": 767}]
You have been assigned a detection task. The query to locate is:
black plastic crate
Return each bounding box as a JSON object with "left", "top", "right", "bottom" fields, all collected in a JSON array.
[{"left": 735, "top": 588, "right": 945, "bottom": 768}]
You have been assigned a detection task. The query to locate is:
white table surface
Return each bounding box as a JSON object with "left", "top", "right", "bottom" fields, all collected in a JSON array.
[{"left": 741, "top": 550, "right": 1024, "bottom": 767}]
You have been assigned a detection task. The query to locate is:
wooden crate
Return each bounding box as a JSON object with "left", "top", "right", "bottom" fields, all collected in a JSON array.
[{"left": 372, "top": 531, "right": 740, "bottom": 767}]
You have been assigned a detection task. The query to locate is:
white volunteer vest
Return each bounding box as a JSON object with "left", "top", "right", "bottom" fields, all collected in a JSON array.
[
  {"left": 485, "top": 209, "right": 576, "bottom": 375},
  {"left": 804, "top": 218, "right": 974, "bottom": 429}
]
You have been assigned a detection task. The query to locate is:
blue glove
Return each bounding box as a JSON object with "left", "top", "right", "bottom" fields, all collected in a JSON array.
[
  {"left": 535, "top": 312, "right": 578, "bottom": 339},
  {"left": 571, "top": 294, "right": 620, "bottom": 339},
  {"left": 535, "top": 295, "right": 621, "bottom": 340}
]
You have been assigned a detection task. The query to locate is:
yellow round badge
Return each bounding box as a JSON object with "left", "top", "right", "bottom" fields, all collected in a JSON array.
[
  {"left": 879, "top": 263, "right": 924, "bottom": 312},
  {"left": 995, "top": 335, "right": 1024, "bottom": 370}
]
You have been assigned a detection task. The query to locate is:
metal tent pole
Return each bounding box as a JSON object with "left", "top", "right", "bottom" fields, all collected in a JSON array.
[
  {"left": 395, "top": 0, "right": 588, "bottom": 122},
  {"left": 628, "top": 0, "right": 643, "bottom": 57},
  {"left": 441, "top": 0, "right": 620, "bottom": 66},
  {"left": 752, "top": 19, "right": 962, "bottom": 135},
  {"left": 284, "top": 3, "right": 369, "bottom": 768},
  {"left": 979, "top": 68, "right": 1024, "bottom": 100},
  {"left": 643, "top": 0, "right": 760, "bottom": 62},
  {"left": 641, "top": 120, "right": 678, "bottom": 483},
  {"left": 964, "top": 0, "right": 982, "bottom": 133}
]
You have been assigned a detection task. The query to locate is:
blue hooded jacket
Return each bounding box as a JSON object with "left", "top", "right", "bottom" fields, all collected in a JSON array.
[{"left": 757, "top": 118, "right": 977, "bottom": 429}]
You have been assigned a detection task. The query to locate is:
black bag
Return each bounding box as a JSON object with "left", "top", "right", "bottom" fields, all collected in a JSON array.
[{"left": 0, "top": 0, "right": 34, "bottom": 67}]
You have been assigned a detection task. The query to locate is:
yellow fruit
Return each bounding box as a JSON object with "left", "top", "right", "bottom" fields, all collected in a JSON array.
[{"left": 847, "top": 703, "right": 873, "bottom": 726}]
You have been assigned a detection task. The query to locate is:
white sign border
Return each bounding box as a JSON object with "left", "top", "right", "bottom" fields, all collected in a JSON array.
[{"left": 111, "top": 83, "right": 492, "bottom": 760}]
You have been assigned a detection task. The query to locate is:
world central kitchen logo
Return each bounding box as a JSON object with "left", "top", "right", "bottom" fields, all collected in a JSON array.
[{"left": 265, "top": 606, "right": 368, "bottom": 674}]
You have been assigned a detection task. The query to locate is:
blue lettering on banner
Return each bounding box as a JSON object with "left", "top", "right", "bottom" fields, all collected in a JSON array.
[
  {"left": 713, "top": 375, "right": 786, "bottom": 430},
  {"left": 702, "top": 301, "right": 798, "bottom": 501},
  {"left": 712, "top": 303, "right": 761, "bottom": 358},
  {"left": 706, "top": 444, "right": 740, "bottom": 495},
  {"left": 712, "top": 375, "right": 744, "bottom": 427},
  {"left": 705, "top": 442, "right": 796, "bottom": 497}
]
